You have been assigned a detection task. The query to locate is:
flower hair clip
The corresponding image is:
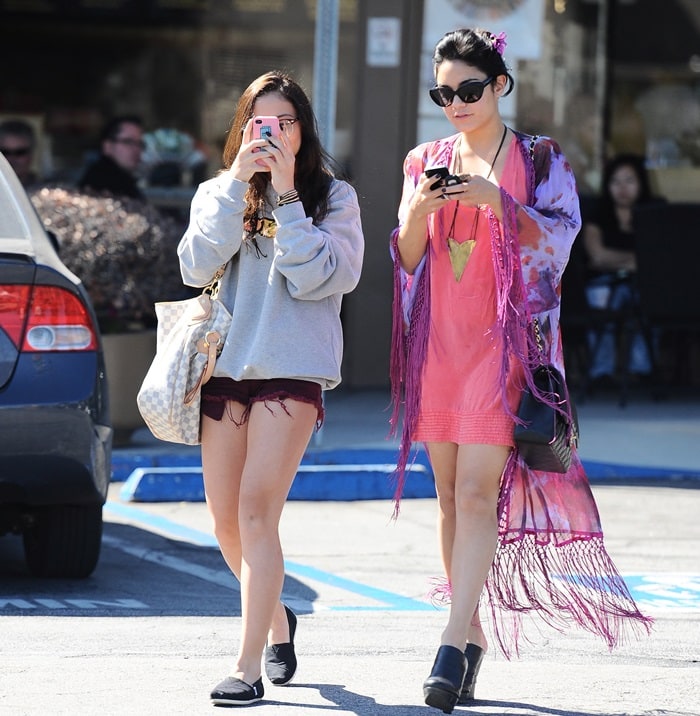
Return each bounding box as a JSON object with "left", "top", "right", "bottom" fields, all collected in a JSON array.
[{"left": 490, "top": 31, "right": 507, "bottom": 56}]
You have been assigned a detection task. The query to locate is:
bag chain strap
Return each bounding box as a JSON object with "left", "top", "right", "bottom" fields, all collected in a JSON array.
[{"left": 532, "top": 316, "right": 546, "bottom": 367}]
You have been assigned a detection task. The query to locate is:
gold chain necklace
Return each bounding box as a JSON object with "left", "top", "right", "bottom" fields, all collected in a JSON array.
[{"left": 446, "top": 125, "right": 508, "bottom": 281}]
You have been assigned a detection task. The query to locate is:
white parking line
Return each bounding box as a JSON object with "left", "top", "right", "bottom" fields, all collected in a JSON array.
[{"left": 101, "top": 534, "right": 239, "bottom": 591}]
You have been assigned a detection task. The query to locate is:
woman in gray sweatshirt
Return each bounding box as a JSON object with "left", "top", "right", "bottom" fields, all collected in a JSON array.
[{"left": 177, "top": 71, "right": 364, "bottom": 706}]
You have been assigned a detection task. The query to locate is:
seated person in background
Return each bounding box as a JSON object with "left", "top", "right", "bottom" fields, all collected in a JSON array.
[
  {"left": 582, "top": 154, "right": 657, "bottom": 383},
  {"left": 0, "top": 118, "right": 40, "bottom": 188},
  {"left": 79, "top": 115, "right": 145, "bottom": 200}
]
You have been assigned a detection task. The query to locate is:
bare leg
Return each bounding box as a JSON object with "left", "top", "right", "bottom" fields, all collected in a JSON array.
[
  {"left": 429, "top": 442, "right": 511, "bottom": 652},
  {"left": 201, "top": 398, "right": 317, "bottom": 684}
]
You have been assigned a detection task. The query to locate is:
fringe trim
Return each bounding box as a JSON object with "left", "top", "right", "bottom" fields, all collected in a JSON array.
[
  {"left": 427, "top": 576, "right": 453, "bottom": 608},
  {"left": 389, "top": 228, "right": 431, "bottom": 518},
  {"left": 484, "top": 533, "right": 654, "bottom": 658},
  {"left": 489, "top": 453, "right": 653, "bottom": 657}
]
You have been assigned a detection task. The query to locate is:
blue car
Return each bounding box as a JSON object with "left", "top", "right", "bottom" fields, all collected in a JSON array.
[{"left": 0, "top": 153, "right": 111, "bottom": 578}]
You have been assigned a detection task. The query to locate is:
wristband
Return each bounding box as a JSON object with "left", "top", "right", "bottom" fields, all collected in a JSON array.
[{"left": 277, "top": 189, "right": 300, "bottom": 206}]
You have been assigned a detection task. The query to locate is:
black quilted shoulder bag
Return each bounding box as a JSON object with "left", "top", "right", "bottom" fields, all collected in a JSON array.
[{"left": 514, "top": 319, "right": 578, "bottom": 473}]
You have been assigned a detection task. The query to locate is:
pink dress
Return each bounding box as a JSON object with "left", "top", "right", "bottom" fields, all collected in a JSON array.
[{"left": 415, "top": 139, "right": 526, "bottom": 445}]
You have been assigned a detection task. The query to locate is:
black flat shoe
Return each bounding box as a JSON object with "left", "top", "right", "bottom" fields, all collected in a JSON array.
[
  {"left": 264, "top": 604, "right": 297, "bottom": 685},
  {"left": 423, "top": 644, "right": 466, "bottom": 714},
  {"left": 457, "top": 643, "right": 485, "bottom": 704},
  {"left": 210, "top": 676, "right": 264, "bottom": 705}
]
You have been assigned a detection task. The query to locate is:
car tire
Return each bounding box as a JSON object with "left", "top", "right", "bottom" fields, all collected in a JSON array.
[{"left": 23, "top": 505, "right": 103, "bottom": 578}]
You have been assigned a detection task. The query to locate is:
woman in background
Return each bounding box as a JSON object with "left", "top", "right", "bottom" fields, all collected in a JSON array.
[{"left": 583, "top": 154, "right": 657, "bottom": 385}]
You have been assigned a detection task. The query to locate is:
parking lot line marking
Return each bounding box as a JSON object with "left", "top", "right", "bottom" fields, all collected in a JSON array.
[
  {"left": 101, "top": 533, "right": 239, "bottom": 591},
  {"left": 106, "top": 501, "right": 218, "bottom": 547},
  {"left": 104, "top": 501, "right": 433, "bottom": 612},
  {"left": 623, "top": 573, "right": 700, "bottom": 611}
]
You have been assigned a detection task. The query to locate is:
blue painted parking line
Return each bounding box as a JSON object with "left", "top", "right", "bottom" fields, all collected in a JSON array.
[
  {"left": 104, "top": 501, "right": 434, "bottom": 612},
  {"left": 623, "top": 573, "right": 700, "bottom": 611},
  {"left": 106, "top": 504, "right": 698, "bottom": 614}
]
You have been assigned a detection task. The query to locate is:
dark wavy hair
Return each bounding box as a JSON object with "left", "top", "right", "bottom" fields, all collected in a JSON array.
[
  {"left": 432, "top": 28, "right": 515, "bottom": 96},
  {"left": 222, "top": 71, "right": 334, "bottom": 227}
]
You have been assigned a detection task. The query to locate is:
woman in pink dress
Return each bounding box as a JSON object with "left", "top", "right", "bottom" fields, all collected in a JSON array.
[{"left": 389, "top": 28, "right": 651, "bottom": 714}]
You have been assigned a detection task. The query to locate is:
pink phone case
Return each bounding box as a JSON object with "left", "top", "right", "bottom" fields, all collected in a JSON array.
[{"left": 253, "top": 116, "right": 280, "bottom": 140}]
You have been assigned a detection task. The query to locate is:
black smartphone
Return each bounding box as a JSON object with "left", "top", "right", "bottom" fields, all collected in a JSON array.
[
  {"left": 425, "top": 165, "right": 463, "bottom": 189},
  {"left": 425, "top": 166, "right": 449, "bottom": 180}
]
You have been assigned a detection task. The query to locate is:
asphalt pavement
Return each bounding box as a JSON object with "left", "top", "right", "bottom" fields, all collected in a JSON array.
[{"left": 2, "top": 386, "right": 699, "bottom": 716}]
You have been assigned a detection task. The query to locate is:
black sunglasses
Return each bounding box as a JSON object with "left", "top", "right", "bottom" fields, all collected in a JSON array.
[
  {"left": 0, "top": 146, "right": 31, "bottom": 158},
  {"left": 429, "top": 77, "right": 494, "bottom": 107}
]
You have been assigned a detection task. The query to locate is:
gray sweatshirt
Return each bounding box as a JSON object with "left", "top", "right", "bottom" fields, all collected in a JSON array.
[{"left": 177, "top": 172, "right": 364, "bottom": 390}]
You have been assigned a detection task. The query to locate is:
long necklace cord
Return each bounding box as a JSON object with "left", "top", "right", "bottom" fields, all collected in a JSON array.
[
  {"left": 447, "top": 124, "right": 509, "bottom": 239},
  {"left": 445, "top": 125, "right": 509, "bottom": 281}
]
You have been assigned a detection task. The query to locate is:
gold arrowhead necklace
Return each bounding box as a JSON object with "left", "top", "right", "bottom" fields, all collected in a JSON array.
[{"left": 446, "top": 124, "right": 508, "bottom": 281}]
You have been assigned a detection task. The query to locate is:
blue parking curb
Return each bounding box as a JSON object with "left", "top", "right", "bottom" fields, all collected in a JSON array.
[
  {"left": 111, "top": 450, "right": 202, "bottom": 483},
  {"left": 582, "top": 460, "right": 700, "bottom": 482},
  {"left": 119, "top": 462, "right": 436, "bottom": 502},
  {"left": 112, "top": 446, "right": 700, "bottom": 503}
]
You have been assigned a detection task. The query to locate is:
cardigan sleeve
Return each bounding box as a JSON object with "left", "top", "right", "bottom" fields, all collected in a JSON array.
[{"left": 506, "top": 136, "right": 582, "bottom": 314}]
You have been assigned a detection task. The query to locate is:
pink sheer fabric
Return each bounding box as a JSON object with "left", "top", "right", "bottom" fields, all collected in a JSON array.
[{"left": 389, "top": 131, "right": 653, "bottom": 655}]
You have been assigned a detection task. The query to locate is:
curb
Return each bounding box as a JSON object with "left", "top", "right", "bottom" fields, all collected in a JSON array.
[
  {"left": 114, "top": 447, "right": 435, "bottom": 502},
  {"left": 119, "top": 463, "right": 436, "bottom": 502},
  {"left": 112, "top": 447, "right": 700, "bottom": 503}
]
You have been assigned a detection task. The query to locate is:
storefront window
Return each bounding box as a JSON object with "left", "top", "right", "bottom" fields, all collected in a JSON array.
[
  {"left": 609, "top": 0, "right": 700, "bottom": 202},
  {"left": 417, "top": 0, "right": 700, "bottom": 201},
  {"left": 0, "top": 0, "right": 358, "bottom": 186}
]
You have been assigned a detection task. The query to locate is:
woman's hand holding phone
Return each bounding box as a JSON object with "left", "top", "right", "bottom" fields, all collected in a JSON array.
[
  {"left": 251, "top": 115, "right": 296, "bottom": 196},
  {"left": 422, "top": 165, "right": 501, "bottom": 215},
  {"left": 229, "top": 117, "right": 272, "bottom": 182},
  {"left": 230, "top": 115, "right": 295, "bottom": 195},
  {"left": 407, "top": 167, "right": 463, "bottom": 220}
]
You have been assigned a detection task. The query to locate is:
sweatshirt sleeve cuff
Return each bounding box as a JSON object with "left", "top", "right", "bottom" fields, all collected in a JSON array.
[
  {"left": 272, "top": 200, "right": 306, "bottom": 225},
  {"left": 214, "top": 174, "right": 248, "bottom": 203}
]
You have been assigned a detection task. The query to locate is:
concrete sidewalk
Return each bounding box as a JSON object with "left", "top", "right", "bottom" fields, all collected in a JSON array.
[{"left": 112, "top": 387, "right": 700, "bottom": 502}]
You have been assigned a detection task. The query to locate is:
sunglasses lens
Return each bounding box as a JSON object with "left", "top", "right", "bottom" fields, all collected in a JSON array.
[
  {"left": 430, "top": 78, "right": 492, "bottom": 107},
  {"left": 457, "top": 82, "right": 484, "bottom": 104},
  {"left": 429, "top": 87, "right": 453, "bottom": 107}
]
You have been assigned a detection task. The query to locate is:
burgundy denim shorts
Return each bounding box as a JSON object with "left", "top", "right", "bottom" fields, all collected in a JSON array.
[{"left": 201, "top": 376, "right": 324, "bottom": 428}]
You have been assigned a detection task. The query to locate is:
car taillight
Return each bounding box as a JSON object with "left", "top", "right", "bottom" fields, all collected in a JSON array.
[
  {"left": 0, "top": 284, "right": 98, "bottom": 352},
  {"left": 0, "top": 284, "right": 30, "bottom": 344}
]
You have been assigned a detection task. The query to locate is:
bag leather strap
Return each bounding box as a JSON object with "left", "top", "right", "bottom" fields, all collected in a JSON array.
[{"left": 184, "top": 330, "right": 222, "bottom": 405}]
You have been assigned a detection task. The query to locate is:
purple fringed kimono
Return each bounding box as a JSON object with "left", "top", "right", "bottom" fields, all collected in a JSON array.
[{"left": 389, "top": 131, "right": 653, "bottom": 656}]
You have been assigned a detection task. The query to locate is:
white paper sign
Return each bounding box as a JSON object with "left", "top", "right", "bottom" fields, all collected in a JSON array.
[{"left": 367, "top": 17, "right": 402, "bottom": 68}]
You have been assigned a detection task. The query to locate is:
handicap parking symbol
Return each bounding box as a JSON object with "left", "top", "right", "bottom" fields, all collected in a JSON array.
[{"left": 624, "top": 573, "right": 700, "bottom": 611}]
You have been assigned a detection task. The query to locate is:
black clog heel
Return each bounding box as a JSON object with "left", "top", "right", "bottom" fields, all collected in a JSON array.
[
  {"left": 422, "top": 644, "right": 466, "bottom": 714},
  {"left": 457, "top": 642, "right": 485, "bottom": 703}
]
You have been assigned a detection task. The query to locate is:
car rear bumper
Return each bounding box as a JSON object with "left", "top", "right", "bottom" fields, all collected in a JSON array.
[{"left": 0, "top": 406, "right": 111, "bottom": 506}]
